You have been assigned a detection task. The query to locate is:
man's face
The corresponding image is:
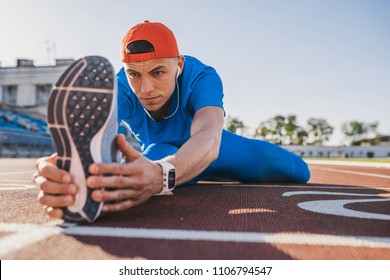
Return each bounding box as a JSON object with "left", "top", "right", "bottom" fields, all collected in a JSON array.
[{"left": 124, "top": 57, "right": 183, "bottom": 113}]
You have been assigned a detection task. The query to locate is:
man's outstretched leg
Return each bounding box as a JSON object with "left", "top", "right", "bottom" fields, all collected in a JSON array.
[{"left": 198, "top": 130, "right": 310, "bottom": 183}]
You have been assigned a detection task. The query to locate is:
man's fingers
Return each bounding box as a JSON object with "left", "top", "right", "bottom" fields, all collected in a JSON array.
[
  {"left": 102, "top": 200, "right": 139, "bottom": 212},
  {"left": 38, "top": 192, "right": 75, "bottom": 208},
  {"left": 35, "top": 153, "right": 57, "bottom": 169},
  {"left": 36, "top": 159, "right": 72, "bottom": 184},
  {"left": 92, "top": 188, "right": 143, "bottom": 203},
  {"left": 87, "top": 173, "right": 143, "bottom": 190},
  {"left": 116, "top": 134, "right": 142, "bottom": 162},
  {"left": 100, "top": 192, "right": 148, "bottom": 213},
  {"left": 45, "top": 207, "right": 64, "bottom": 219},
  {"left": 35, "top": 176, "right": 78, "bottom": 195},
  {"left": 88, "top": 162, "right": 137, "bottom": 176}
]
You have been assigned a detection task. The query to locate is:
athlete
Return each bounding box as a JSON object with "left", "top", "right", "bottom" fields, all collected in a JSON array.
[{"left": 33, "top": 21, "right": 310, "bottom": 222}]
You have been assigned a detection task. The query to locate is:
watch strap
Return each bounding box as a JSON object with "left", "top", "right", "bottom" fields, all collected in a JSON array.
[{"left": 153, "top": 160, "right": 176, "bottom": 196}]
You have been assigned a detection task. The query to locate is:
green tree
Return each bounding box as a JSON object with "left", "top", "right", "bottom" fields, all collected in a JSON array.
[
  {"left": 284, "top": 115, "right": 298, "bottom": 144},
  {"left": 254, "top": 114, "right": 307, "bottom": 145},
  {"left": 306, "top": 118, "right": 334, "bottom": 145},
  {"left": 341, "top": 120, "right": 379, "bottom": 145},
  {"left": 294, "top": 127, "right": 309, "bottom": 145},
  {"left": 254, "top": 114, "right": 284, "bottom": 144},
  {"left": 224, "top": 116, "right": 246, "bottom": 135}
]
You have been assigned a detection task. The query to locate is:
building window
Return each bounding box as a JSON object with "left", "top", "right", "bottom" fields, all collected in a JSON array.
[
  {"left": 36, "top": 84, "right": 52, "bottom": 105},
  {"left": 367, "top": 151, "right": 374, "bottom": 158},
  {"left": 2, "top": 85, "right": 17, "bottom": 106}
]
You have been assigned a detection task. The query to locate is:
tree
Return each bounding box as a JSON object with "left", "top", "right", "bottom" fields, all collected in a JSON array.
[
  {"left": 367, "top": 121, "right": 379, "bottom": 137},
  {"left": 254, "top": 114, "right": 284, "bottom": 144},
  {"left": 294, "top": 127, "right": 309, "bottom": 145},
  {"left": 341, "top": 121, "right": 366, "bottom": 139},
  {"left": 254, "top": 114, "right": 307, "bottom": 145},
  {"left": 224, "top": 116, "right": 247, "bottom": 135},
  {"left": 306, "top": 118, "right": 334, "bottom": 145},
  {"left": 341, "top": 120, "right": 379, "bottom": 145}
]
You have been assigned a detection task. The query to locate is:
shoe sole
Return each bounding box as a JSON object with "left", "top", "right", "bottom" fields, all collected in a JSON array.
[{"left": 47, "top": 56, "right": 117, "bottom": 223}]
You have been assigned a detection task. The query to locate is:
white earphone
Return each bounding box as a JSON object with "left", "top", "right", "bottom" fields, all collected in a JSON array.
[{"left": 144, "top": 65, "right": 181, "bottom": 121}]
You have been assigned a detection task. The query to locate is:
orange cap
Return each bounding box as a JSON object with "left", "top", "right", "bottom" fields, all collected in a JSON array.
[{"left": 121, "top": 20, "right": 180, "bottom": 62}]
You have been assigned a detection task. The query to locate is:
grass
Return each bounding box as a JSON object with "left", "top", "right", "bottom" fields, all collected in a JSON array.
[{"left": 304, "top": 158, "right": 390, "bottom": 163}]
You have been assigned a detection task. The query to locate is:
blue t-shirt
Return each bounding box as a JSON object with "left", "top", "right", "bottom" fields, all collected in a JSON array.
[{"left": 117, "top": 55, "right": 224, "bottom": 150}]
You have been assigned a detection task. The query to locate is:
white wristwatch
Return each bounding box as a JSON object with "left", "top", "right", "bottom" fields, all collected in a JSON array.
[{"left": 154, "top": 160, "right": 176, "bottom": 195}]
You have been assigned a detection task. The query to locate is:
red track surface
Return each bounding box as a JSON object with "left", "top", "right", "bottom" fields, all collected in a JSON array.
[{"left": 1, "top": 159, "right": 389, "bottom": 259}]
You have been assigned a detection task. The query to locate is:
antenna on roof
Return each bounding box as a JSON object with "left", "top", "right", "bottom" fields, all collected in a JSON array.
[
  {"left": 45, "top": 40, "right": 51, "bottom": 65},
  {"left": 39, "top": 39, "right": 55, "bottom": 65}
]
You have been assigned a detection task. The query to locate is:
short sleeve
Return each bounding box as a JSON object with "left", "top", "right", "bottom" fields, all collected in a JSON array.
[
  {"left": 187, "top": 67, "right": 224, "bottom": 113},
  {"left": 117, "top": 68, "right": 135, "bottom": 122}
]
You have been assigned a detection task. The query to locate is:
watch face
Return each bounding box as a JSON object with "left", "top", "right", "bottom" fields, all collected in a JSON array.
[{"left": 168, "top": 170, "right": 176, "bottom": 190}]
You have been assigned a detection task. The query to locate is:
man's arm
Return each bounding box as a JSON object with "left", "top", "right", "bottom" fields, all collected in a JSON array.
[
  {"left": 34, "top": 106, "right": 225, "bottom": 216},
  {"left": 163, "top": 106, "right": 224, "bottom": 185},
  {"left": 86, "top": 105, "right": 224, "bottom": 212}
]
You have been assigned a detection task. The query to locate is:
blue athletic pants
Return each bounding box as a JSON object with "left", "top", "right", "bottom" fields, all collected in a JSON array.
[{"left": 142, "top": 129, "right": 310, "bottom": 184}]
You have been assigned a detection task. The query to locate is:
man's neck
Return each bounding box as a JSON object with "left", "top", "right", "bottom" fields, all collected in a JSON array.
[{"left": 150, "top": 98, "right": 171, "bottom": 122}]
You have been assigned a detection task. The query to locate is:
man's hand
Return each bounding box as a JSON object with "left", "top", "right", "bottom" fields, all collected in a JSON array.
[
  {"left": 33, "top": 154, "right": 78, "bottom": 219},
  {"left": 87, "top": 134, "right": 163, "bottom": 212},
  {"left": 33, "top": 134, "right": 164, "bottom": 218}
]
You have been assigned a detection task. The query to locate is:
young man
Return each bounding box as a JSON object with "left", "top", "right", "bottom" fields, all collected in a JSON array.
[{"left": 33, "top": 21, "right": 310, "bottom": 222}]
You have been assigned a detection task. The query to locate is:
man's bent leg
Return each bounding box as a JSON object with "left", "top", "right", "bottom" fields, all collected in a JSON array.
[{"left": 200, "top": 130, "right": 310, "bottom": 183}]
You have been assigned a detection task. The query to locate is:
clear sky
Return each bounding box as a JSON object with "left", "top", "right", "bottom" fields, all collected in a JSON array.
[{"left": 1, "top": 0, "right": 389, "bottom": 145}]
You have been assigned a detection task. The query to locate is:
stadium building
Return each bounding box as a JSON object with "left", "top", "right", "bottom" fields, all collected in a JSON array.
[
  {"left": 0, "top": 59, "right": 74, "bottom": 157},
  {"left": 284, "top": 144, "right": 390, "bottom": 159},
  {"left": 1, "top": 59, "right": 389, "bottom": 159}
]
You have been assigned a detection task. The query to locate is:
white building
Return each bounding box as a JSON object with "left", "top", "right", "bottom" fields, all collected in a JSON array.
[
  {"left": 284, "top": 145, "right": 390, "bottom": 158},
  {"left": 0, "top": 58, "right": 74, "bottom": 118},
  {"left": 2, "top": 59, "right": 389, "bottom": 159}
]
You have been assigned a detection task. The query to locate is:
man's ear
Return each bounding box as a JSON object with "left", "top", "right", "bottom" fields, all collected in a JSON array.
[{"left": 177, "top": 55, "right": 185, "bottom": 76}]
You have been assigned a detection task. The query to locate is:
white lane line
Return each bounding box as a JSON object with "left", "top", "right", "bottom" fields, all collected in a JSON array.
[
  {"left": 311, "top": 166, "right": 390, "bottom": 179},
  {"left": 1, "top": 222, "right": 390, "bottom": 258},
  {"left": 0, "top": 170, "right": 35, "bottom": 175},
  {"left": 0, "top": 184, "right": 35, "bottom": 190},
  {"left": 62, "top": 225, "right": 390, "bottom": 249},
  {"left": 298, "top": 198, "right": 390, "bottom": 221},
  {"left": 222, "top": 184, "right": 367, "bottom": 189},
  {"left": 282, "top": 191, "right": 390, "bottom": 220},
  {"left": 306, "top": 160, "right": 390, "bottom": 169},
  {"left": 0, "top": 179, "right": 33, "bottom": 183},
  {"left": 282, "top": 191, "right": 390, "bottom": 197},
  {"left": 0, "top": 222, "right": 61, "bottom": 257}
]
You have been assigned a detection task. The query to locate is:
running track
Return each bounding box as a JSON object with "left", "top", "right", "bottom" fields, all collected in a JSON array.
[{"left": 0, "top": 158, "right": 389, "bottom": 259}]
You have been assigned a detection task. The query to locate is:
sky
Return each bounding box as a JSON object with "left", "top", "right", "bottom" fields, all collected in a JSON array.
[{"left": 1, "top": 0, "right": 389, "bottom": 145}]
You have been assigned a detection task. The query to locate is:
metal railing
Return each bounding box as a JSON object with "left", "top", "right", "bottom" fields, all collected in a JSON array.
[{"left": 0, "top": 131, "right": 54, "bottom": 158}]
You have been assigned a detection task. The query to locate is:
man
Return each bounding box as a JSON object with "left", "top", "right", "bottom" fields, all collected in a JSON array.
[{"left": 34, "top": 21, "right": 310, "bottom": 223}]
